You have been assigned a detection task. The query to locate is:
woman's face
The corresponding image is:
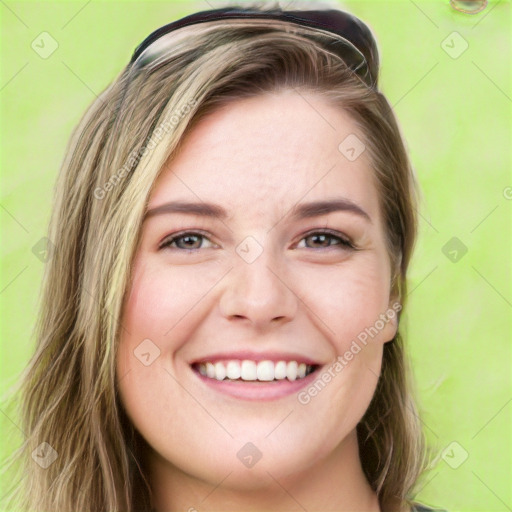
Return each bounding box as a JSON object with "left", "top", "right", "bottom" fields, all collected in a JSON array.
[{"left": 117, "top": 89, "right": 398, "bottom": 490}]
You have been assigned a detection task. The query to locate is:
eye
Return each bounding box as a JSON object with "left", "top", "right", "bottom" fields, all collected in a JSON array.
[
  {"left": 159, "top": 231, "right": 215, "bottom": 251},
  {"left": 297, "top": 230, "right": 355, "bottom": 250},
  {"left": 159, "top": 229, "right": 356, "bottom": 252}
]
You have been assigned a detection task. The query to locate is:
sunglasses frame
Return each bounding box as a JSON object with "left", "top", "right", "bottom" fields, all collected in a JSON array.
[{"left": 129, "top": 6, "right": 380, "bottom": 88}]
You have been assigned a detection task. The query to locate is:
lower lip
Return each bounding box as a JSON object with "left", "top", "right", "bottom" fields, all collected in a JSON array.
[{"left": 192, "top": 366, "right": 321, "bottom": 401}]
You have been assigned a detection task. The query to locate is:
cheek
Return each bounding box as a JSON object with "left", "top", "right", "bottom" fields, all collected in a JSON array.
[
  {"left": 116, "top": 258, "right": 226, "bottom": 414},
  {"left": 298, "top": 252, "right": 393, "bottom": 350},
  {"left": 116, "top": 261, "right": 206, "bottom": 450},
  {"left": 119, "top": 258, "right": 221, "bottom": 354},
  {"left": 116, "top": 262, "right": 184, "bottom": 401},
  {"left": 122, "top": 263, "right": 185, "bottom": 336},
  {"left": 292, "top": 253, "right": 394, "bottom": 427}
]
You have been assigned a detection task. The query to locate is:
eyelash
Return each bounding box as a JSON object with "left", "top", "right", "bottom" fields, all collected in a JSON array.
[{"left": 159, "top": 229, "right": 356, "bottom": 252}]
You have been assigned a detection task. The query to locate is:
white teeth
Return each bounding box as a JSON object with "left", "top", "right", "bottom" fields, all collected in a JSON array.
[
  {"left": 214, "top": 362, "right": 226, "bottom": 381},
  {"left": 274, "top": 361, "right": 287, "bottom": 380},
  {"left": 197, "top": 359, "right": 315, "bottom": 382},
  {"left": 256, "top": 360, "right": 274, "bottom": 381},
  {"left": 206, "top": 362, "right": 215, "bottom": 378},
  {"left": 240, "top": 360, "right": 257, "bottom": 381},
  {"left": 286, "top": 361, "right": 298, "bottom": 381},
  {"left": 226, "top": 360, "right": 241, "bottom": 380}
]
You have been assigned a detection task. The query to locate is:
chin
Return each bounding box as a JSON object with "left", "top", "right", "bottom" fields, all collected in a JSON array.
[{"left": 222, "top": 438, "right": 331, "bottom": 490}]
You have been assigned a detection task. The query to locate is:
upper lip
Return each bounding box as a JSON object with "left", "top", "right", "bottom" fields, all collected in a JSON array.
[{"left": 190, "top": 350, "right": 322, "bottom": 366}]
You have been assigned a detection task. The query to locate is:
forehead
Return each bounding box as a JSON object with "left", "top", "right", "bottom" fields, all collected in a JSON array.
[{"left": 148, "top": 90, "right": 380, "bottom": 223}]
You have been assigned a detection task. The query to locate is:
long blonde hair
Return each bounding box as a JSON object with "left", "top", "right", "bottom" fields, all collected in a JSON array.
[{"left": 1, "top": 3, "right": 429, "bottom": 511}]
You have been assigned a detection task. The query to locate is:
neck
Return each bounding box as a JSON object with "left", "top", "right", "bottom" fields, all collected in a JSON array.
[{"left": 147, "top": 429, "right": 381, "bottom": 512}]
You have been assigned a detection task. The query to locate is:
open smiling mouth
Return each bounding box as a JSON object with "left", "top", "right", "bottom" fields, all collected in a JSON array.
[
  {"left": 192, "top": 360, "right": 319, "bottom": 382},
  {"left": 189, "top": 351, "right": 324, "bottom": 401}
]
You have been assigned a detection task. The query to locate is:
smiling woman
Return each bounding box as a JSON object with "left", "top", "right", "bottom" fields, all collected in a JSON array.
[{"left": 1, "top": 1, "right": 449, "bottom": 512}]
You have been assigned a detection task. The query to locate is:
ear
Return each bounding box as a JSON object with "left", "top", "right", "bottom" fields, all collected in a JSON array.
[
  {"left": 382, "top": 295, "right": 401, "bottom": 343},
  {"left": 382, "top": 265, "right": 402, "bottom": 343}
]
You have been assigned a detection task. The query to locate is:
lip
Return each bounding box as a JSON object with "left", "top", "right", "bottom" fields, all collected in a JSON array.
[
  {"left": 190, "top": 350, "right": 321, "bottom": 366},
  {"left": 189, "top": 351, "right": 324, "bottom": 401}
]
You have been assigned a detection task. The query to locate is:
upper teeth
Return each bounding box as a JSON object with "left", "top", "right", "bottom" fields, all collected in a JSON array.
[{"left": 197, "top": 360, "right": 313, "bottom": 381}]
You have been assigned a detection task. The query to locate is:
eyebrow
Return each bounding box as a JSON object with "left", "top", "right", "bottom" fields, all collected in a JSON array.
[{"left": 143, "top": 198, "right": 371, "bottom": 223}]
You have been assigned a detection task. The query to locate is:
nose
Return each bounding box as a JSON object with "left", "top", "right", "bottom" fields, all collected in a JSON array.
[{"left": 219, "top": 248, "right": 298, "bottom": 330}]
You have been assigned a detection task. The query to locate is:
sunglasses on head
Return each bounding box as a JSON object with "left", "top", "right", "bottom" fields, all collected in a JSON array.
[{"left": 129, "top": 6, "right": 380, "bottom": 88}]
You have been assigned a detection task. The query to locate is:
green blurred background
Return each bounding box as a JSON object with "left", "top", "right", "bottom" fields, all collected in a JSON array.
[{"left": 1, "top": 0, "right": 510, "bottom": 510}]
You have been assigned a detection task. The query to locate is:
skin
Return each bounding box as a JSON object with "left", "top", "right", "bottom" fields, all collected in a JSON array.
[{"left": 117, "top": 88, "right": 400, "bottom": 512}]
